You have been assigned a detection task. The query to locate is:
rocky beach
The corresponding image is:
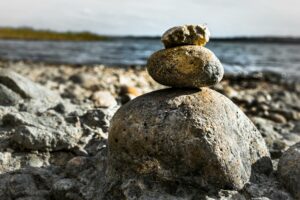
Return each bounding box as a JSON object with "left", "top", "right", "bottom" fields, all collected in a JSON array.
[
  {"left": 0, "top": 25, "right": 300, "bottom": 200},
  {"left": 0, "top": 59, "right": 298, "bottom": 199}
]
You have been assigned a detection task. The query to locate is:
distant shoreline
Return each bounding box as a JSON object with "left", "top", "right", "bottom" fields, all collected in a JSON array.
[
  {"left": 0, "top": 27, "right": 108, "bottom": 41},
  {"left": 1, "top": 27, "right": 300, "bottom": 44}
]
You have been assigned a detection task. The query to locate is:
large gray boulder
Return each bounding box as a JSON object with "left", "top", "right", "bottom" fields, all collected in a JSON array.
[
  {"left": 108, "top": 88, "right": 272, "bottom": 190},
  {"left": 278, "top": 142, "right": 300, "bottom": 199}
]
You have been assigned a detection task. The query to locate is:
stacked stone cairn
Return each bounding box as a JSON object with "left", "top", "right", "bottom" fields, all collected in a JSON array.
[{"left": 107, "top": 25, "right": 272, "bottom": 194}]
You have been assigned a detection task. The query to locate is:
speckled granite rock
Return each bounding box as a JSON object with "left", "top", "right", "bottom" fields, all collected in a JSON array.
[
  {"left": 278, "top": 142, "right": 300, "bottom": 199},
  {"left": 161, "top": 24, "right": 210, "bottom": 48},
  {"left": 147, "top": 46, "right": 224, "bottom": 88},
  {"left": 108, "top": 88, "right": 272, "bottom": 190}
]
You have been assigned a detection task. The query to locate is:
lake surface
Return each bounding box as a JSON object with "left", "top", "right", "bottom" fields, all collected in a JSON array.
[{"left": 0, "top": 39, "right": 300, "bottom": 77}]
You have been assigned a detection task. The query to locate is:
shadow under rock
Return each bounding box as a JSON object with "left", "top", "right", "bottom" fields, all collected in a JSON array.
[{"left": 242, "top": 156, "right": 293, "bottom": 200}]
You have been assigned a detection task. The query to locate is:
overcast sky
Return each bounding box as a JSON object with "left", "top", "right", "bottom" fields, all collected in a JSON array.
[{"left": 0, "top": 0, "right": 299, "bottom": 37}]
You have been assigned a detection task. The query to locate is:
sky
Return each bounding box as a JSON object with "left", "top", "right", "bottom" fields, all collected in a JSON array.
[{"left": 0, "top": 0, "right": 300, "bottom": 37}]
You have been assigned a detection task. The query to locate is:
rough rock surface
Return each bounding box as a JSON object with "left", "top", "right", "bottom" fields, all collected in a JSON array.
[
  {"left": 278, "top": 142, "right": 300, "bottom": 199},
  {"left": 0, "top": 62, "right": 298, "bottom": 199},
  {"left": 108, "top": 88, "right": 272, "bottom": 190},
  {"left": 3, "top": 111, "right": 82, "bottom": 151},
  {"left": 161, "top": 24, "right": 210, "bottom": 48},
  {"left": 0, "top": 84, "right": 22, "bottom": 106},
  {"left": 0, "top": 68, "right": 63, "bottom": 113},
  {"left": 0, "top": 68, "right": 60, "bottom": 102},
  {"left": 147, "top": 46, "right": 224, "bottom": 88}
]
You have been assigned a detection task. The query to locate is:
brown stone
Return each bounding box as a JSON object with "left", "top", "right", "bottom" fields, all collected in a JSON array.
[{"left": 147, "top": 46, "right": 224, "bottom": 88}]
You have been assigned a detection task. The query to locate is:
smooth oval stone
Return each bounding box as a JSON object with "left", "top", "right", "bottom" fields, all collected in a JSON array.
[
  {"left": 161, "top": 24, "right": 210, "bottom": 48},
  {"left": 147, "top": 46, "right": 224, "bottom": 88}
]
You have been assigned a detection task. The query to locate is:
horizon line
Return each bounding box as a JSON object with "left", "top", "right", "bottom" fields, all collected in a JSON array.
[{"left": 1, "top": 26, "right": 300, "bottom": 39}]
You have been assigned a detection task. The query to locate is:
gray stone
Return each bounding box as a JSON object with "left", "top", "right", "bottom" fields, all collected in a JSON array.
[
  {"left": 0, "top": 152, "right": 21, "bottom": 173},
  {"left": 3, "top": 112, "right": 82, "bottom": 151},
  {"left": 0, "top": 69, "right": 60, "bottom": 102},
  {"left": 108, "top": 88, "right": 272, "bottom": 190},
  {"left": 161, "top": 24, "right": 210, "bottom": 48},
  {"left": 243, "top": 175, "right": 293, "bottom": 200},
  {"left": 251, "top": 117, "right": 285, "bottom": 158},
  {"left": 0, "top": 174, "right": 11, "bottom": 199},
  {"left": 0, "top": 150, "right": 51, "bottom": 174},
  {"left": 278, "top": 142, "right": 300, "bottom": 199},
  {"left": 65, "top": 156, "right": 91, "bottom": 178},
  {"left": 69, "top": 73, "right": 98, "bottom": 89},
  {"left": 0, "top": 69, "right": 63, "bottom": 113},
  {"left": 0, "top": 167, "right": 62, "bottom": 199},
  {"left": 217, "top": 190, "right": 246, "bottom": 200},
  {"left": 147, "top": 46, "right": 224, "bottom": 88},
  {"left": 51, "top": 178, "right": 82, "bottom": 200},
  {"left": 8, "top": 174, "right": 38, "bottom": 198},
  {"left": 80, "top": 106, "right": 119, "bottom": 133},
  {"left": 0, "top": 84, "right": 22, "bottom": 106}
]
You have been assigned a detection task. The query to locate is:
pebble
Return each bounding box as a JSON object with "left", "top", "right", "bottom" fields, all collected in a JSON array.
[
  {"left": 120, "top": 85, "right": 140, "bottom": 96},
  {"left": 51, "top": 178, "right": 80, "bottom": 200},
  {"left": 69, "top": 73, "right": 98, "bottom": 89},
  {"left": 91, "top": 90, "right": 117, "bottom": 108},
  {"left": 161, "top": 24, "right": 210, "bottom": 48},
  {"left": 267, "top": 113, "right": 287, "bottom": 123}
]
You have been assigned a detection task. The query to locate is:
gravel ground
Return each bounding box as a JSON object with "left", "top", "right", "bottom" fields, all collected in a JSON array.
[{"left": 0, "top": 61, "right": 299, "bottom": 199}]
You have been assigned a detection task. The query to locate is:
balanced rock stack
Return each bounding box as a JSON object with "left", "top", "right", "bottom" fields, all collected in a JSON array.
[
  {"left": 148, "top": 24, "right": 223, "bottom": 88},
  {"left": 108, "top": 25, "right": 272, "bottom": 192}
]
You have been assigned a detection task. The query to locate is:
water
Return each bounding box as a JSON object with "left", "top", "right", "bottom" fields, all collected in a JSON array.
[{"left": 0, "top": 39, "right": 300, "bottom": 77}]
